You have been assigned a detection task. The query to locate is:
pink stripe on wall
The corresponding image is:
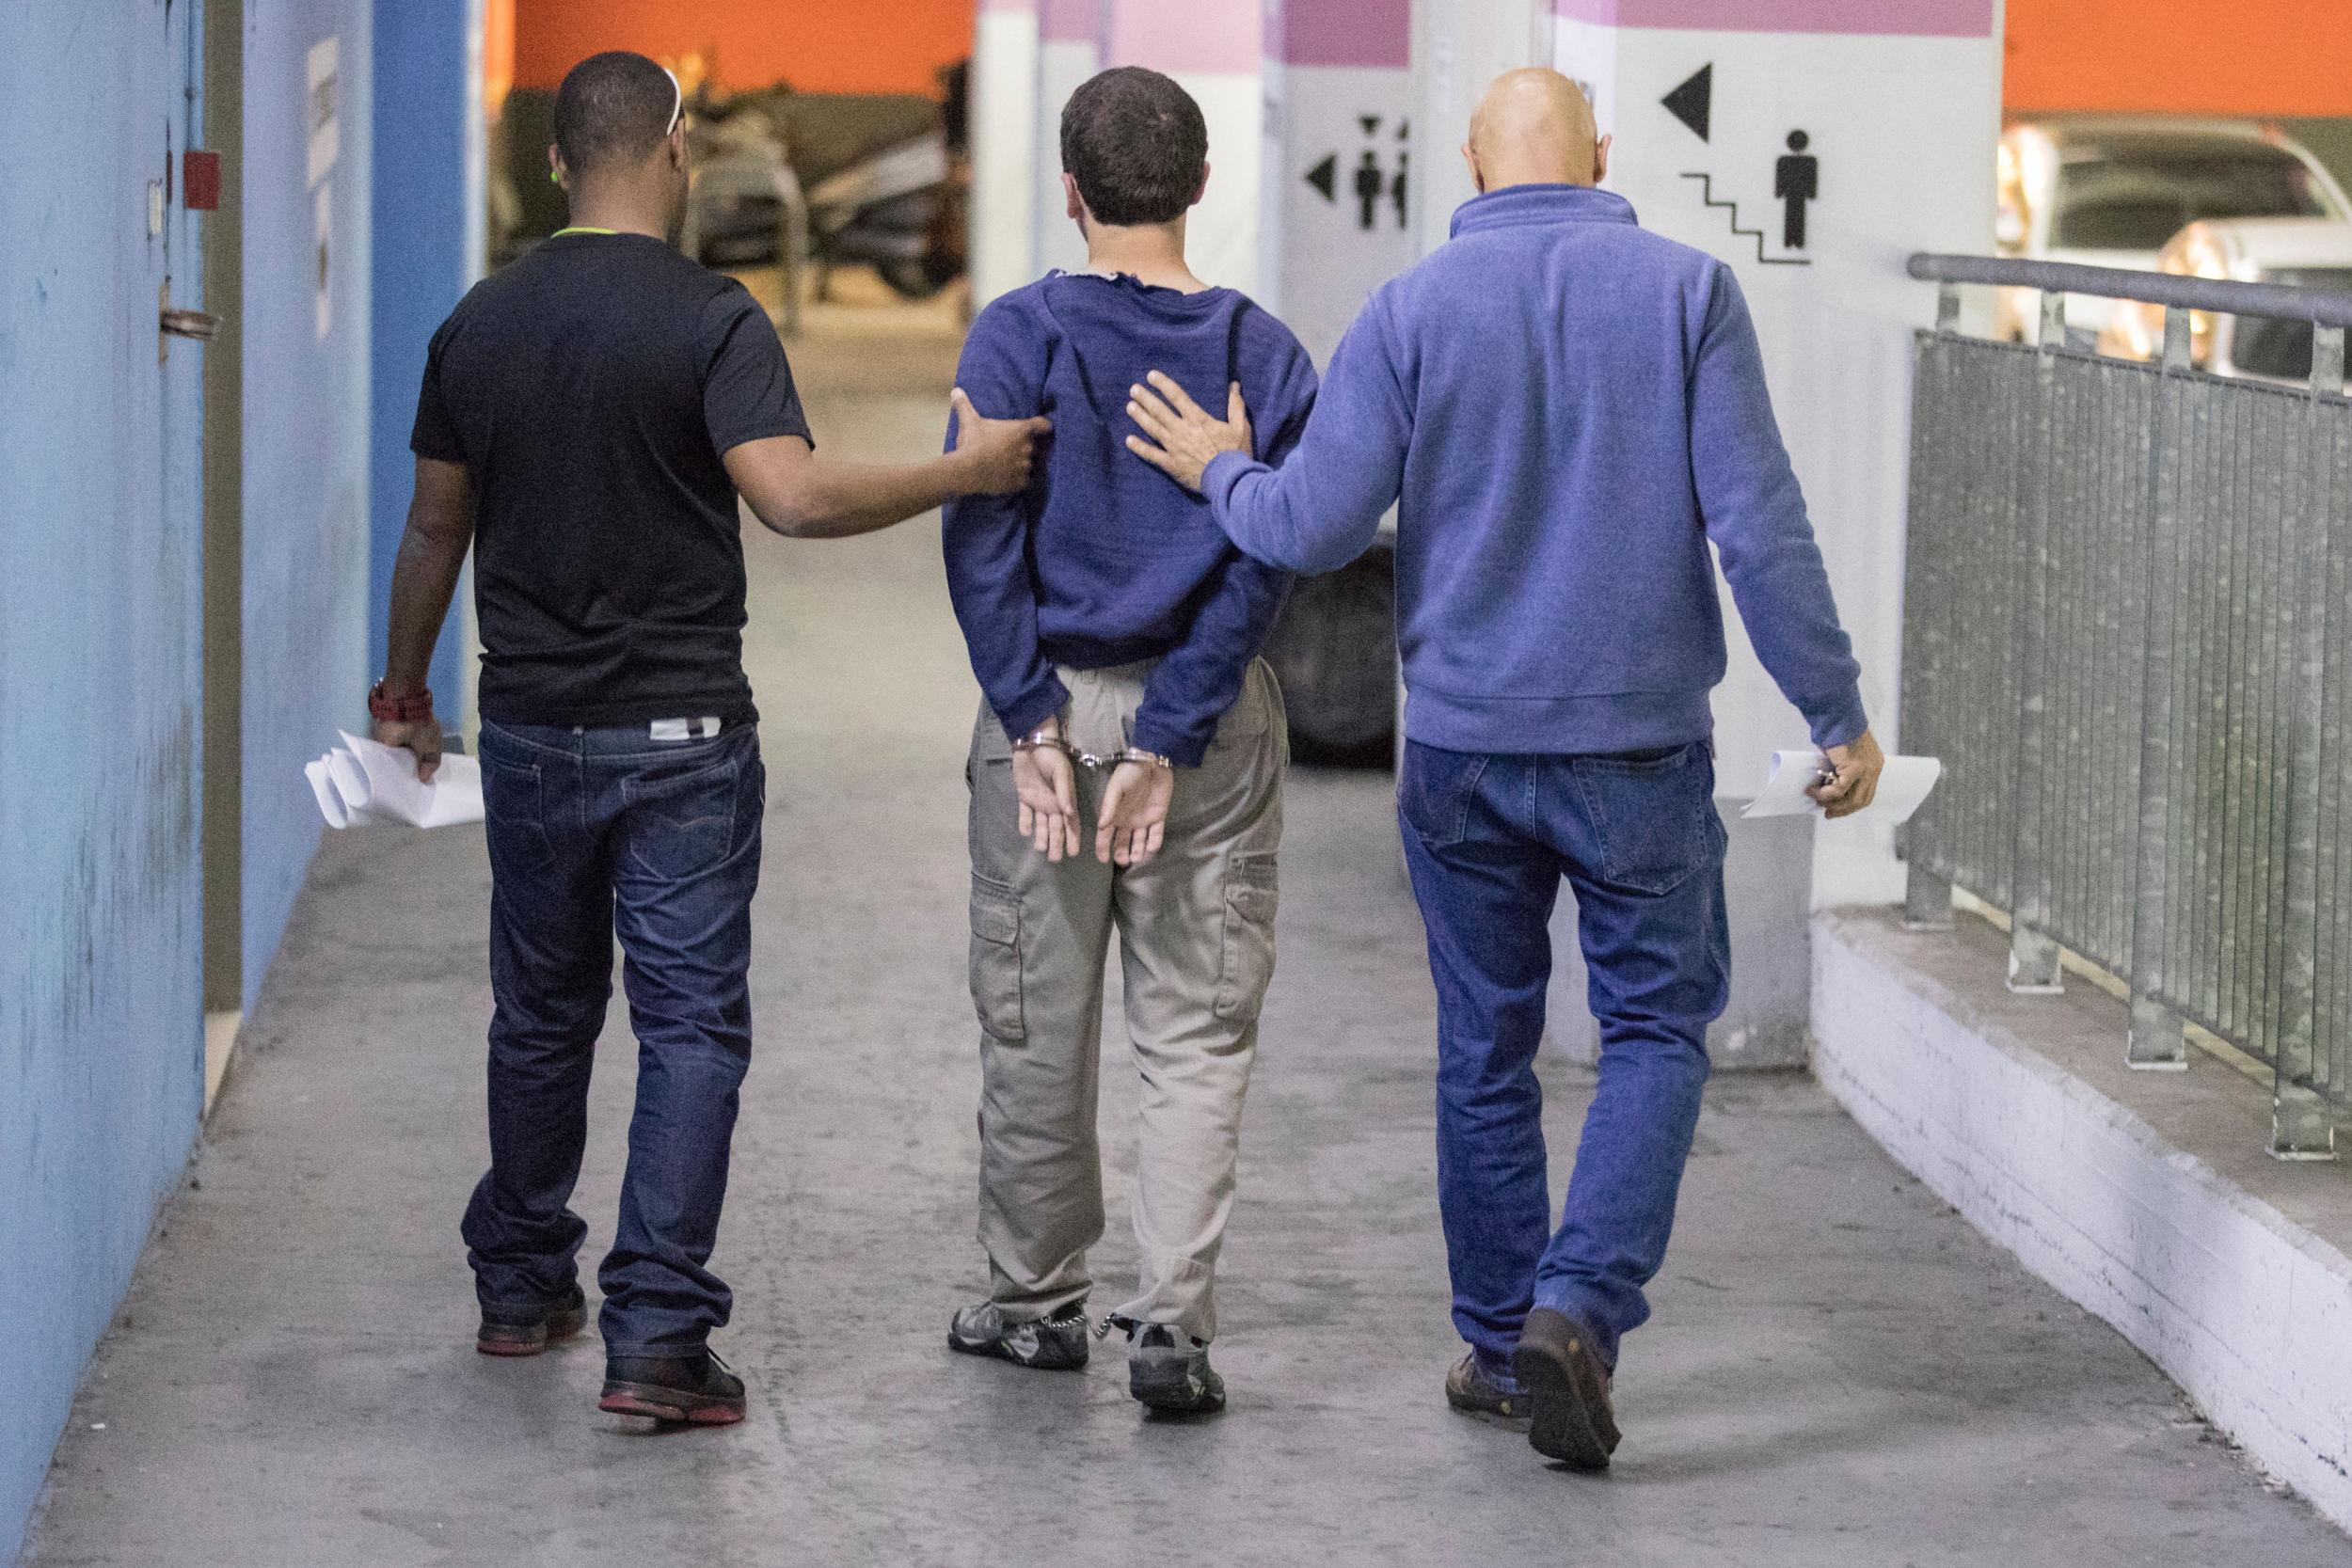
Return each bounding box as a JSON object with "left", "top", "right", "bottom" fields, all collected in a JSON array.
[
  {"left": 1041, "top": 0, "right": 1096, "bottom": 42},
  {"left": 1273, "top": 0, "right": 1411, "bottom": 68},
  {"left": 1554, "top": 0, "right": 1993, "bottom": 35},
  {"left": 1103, "top": 0, "right": 1262, "bottom": 74}
]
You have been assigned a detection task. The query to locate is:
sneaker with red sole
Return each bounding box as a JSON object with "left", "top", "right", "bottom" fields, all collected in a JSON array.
[
  {"left": 597, "top": 1349, "right": 748, "bottom": 1425},
  {"left": 475, "top": 1284, "right": 587, "bottom": 1357}
]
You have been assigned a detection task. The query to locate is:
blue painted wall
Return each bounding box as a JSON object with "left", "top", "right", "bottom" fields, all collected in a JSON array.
[
  {"left": 240, "top": 0, "right": 375, "bottom": 1014},
  {"left": 0, "top": 5, "right": 207, "bottom": 1559},
  {"left": 0, "top": 0, "right": 374, "bottom": 1555},
  {"left": 371, "top": 0, "right": 479, "bottom": 717}
]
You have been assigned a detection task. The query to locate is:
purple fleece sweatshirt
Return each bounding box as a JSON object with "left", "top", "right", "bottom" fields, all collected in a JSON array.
[{"left": 1200, "top": 183, "right": 1867, "bottom": 754}]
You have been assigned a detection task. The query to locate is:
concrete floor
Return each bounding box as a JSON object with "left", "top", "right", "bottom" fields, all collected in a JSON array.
[{"left": 24, "top": 308, "right": 2350, "bottom": 1568}]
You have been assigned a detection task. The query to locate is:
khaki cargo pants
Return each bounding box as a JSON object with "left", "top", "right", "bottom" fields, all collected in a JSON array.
[{"left": 964, "top": 657, "right": 1286, "bottom": 1342}]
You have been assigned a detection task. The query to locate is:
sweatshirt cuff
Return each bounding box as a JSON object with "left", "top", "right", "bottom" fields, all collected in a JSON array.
[
  {"left": 1129, "top": 711, "right": 1209, "bottom": 769},
  {"left": 996, "top": 674, "right": 1071, "bottom": 741},
  {"left": 1804, "top": 684, "right": 1868, "bottom": 751},
  {"left": 1201, "top": 449, "right": 1263, "bottom": 517}
]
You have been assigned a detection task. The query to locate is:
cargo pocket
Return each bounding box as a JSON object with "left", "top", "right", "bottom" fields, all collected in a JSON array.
[
  {"left": 1213, "top": 854, "right": 1279, "bottom": 1022},
  {"left": 969, "top": 877, "right": 1026, "bottom": 1040}
]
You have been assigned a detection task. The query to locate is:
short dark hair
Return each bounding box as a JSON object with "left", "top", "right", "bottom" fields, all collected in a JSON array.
[
  {"left": 1059, "top": 68, "right": 1207, "bottom": 228},
  {"left": 553, "top": 51, "right": 676, "bottom": 177}
]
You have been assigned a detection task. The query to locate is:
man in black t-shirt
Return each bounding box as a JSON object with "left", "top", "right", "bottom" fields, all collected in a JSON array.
[{"left": 372, "top": 50, "right": 1045, "bottom": 1426}]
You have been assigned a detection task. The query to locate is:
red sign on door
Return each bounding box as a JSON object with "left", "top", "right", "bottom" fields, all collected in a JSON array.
[{"left": 184, "top": 150, "right": 222, "bottom": 212}]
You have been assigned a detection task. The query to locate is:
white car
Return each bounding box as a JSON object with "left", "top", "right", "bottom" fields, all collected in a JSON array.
[
  {"left": 1996, "top": 117, "right": 2350, "bottom": 337},
  {"left": 2097, "top": 217, "right": 2352, "bottom": 385}
]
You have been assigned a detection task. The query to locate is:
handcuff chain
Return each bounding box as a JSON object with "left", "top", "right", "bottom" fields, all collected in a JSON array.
[{"left": 1012, "top": 731, "right": 1171, "bottom": 771}]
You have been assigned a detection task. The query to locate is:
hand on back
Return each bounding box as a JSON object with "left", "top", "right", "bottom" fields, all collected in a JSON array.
[
  {"left": 1124, "top": 374, "right": 1253, "bottom": 493},
  {"left": 952, "top": 388, "right": 1052, "bottom": 495}
]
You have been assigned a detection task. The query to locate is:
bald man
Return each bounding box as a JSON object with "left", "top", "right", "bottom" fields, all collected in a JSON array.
[{"left": 1127, "top": 69, "right": 1883, "bottom": 1470}]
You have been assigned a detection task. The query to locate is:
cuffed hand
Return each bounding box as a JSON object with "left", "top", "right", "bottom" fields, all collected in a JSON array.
[
  {"left": 1010, "top": 718, "right": 1081, "bottom": 862},
  {"left": 1095, "top": 759, "right": 1174, "bottom": 866}
]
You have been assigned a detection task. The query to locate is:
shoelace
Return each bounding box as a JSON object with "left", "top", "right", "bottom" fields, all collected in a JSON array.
[{"left": 1094, "top": 1313, "right": 1200, "bottom": 1349}]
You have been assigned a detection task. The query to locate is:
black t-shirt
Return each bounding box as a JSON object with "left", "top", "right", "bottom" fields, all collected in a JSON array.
[{"left": 411, "top": 230, "right": 811, "bottom": 726}]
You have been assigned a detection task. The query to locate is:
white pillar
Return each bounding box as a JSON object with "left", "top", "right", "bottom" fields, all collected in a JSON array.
[
  {"left": 1409, "top": 0, "right": 1554, "bottom": 257},
  {"left": 1033, "top": 0, "right": 1100, "bottom": 277},
  {"left": 971, "top": 0, "right": 1041, "bottom": 305},
  {"left": 1550, "top": 0, "right": 2001, "bottom": 905},
  {"left": 1103, "top": 0, "right": 1265, "bottom": 293},
  {"left": 1261, "top": 0, "right": 1417, "bottom": 365}
]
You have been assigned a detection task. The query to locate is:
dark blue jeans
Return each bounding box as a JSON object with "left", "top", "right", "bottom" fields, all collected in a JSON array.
[
  {"left": 1397, "top": 738, "right": 1728, "bottom": 1381},
  {"left": 466, "top": 719, "right": 764, "bottom": 1356}
]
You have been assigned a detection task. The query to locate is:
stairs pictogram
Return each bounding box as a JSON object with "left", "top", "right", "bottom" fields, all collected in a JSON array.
[{"left": 1678, "top": 171, "right": 1810, "bottom": 267}]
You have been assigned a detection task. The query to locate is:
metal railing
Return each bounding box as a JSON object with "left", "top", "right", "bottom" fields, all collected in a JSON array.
[{"left": 1899, "top": 251, "right": 2352, "bottom": 1158}]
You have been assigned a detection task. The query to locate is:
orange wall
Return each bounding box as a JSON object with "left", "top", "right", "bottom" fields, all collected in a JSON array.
[
  {"left": 2007, "top": 0, "right": 2352, "bottom": 117},
  {"left": 514, "top": 0, "right": 976, "bottom": 96}
]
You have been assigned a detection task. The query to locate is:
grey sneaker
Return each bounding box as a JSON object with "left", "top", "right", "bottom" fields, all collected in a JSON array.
[
  {"left": 1445, "top": 1352, "right": 1531, "bottom": 1427},
  {"left": 947, "top": 1302, "right": 1091, "bottom": 1370},
  {"left": 1126, "top": 1323, "right": 1226, "bottom": 1415}
]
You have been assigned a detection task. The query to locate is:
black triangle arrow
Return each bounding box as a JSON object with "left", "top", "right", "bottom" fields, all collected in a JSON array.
[
  {"left": 1305, "top": 153, "right": 1337, "bottom": 202},
  {"left": 1662, "top": 63, "right": 1711, "bottom": 143}
]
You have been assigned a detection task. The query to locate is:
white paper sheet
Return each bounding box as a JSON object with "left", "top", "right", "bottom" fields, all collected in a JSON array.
[
  {"left": 307, "top": 731, "right": 484, "bottom": 830},
  {"left": 1741, "top": 749, "right": 1943, "bottom": 825}
]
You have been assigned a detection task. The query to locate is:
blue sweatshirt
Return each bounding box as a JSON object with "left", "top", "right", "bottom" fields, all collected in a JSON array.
[
  {"left": 945, "top": 272, "right": 1318, "bottom": 766},
  {"left": 1200, "top": 184, "right": 1867, "bottom": 755}
]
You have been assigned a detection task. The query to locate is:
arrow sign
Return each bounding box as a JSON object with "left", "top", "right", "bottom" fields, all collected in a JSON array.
[
  {"left": 1305, "top": 153, "right": 1337, "bottom": 202},
  {"left": 1662, "top": 63, "right": 1711, "bottom": 143}
]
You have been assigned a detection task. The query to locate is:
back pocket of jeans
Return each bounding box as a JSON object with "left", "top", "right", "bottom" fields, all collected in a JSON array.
[
  {"left": 969, "top": 877, "right": 1026, "bottom": 1040},
  {"left": 1397, "top": 746, "right": 1487, "bottom": 849},
  {"left": 1574, "top": 742, "right": 1719, "bottom": 895},
  {"left": 484, "top": 758, "right": 556, "bottom": 875},
  {"left": 620, "top": 752, "right": 741, "bottom": 879},
  {"left": 1214, "top": 854, "right": 1279, "bottom": 1022}
]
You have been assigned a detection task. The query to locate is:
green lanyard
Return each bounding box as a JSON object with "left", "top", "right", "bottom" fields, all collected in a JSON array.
[{"left": 551, "top": 226, "right": 616, "bottom": 237}]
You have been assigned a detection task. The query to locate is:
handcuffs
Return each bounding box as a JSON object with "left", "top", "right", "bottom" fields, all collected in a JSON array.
[{"left": 1012, "top": 725, "right": 1172, "bottom": 772}]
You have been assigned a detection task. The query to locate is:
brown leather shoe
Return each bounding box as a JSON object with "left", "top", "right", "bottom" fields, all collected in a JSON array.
[
  {"left": 1512, "top": 1307, "right": 1620, "bottom": 1470},
  {"left": 1445, "top": 1352, "right": 1531, "bottom": 1428}
]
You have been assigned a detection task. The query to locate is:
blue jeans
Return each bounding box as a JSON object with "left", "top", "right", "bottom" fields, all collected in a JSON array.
[
  {"left": 466, "top": 719, "right": 764, "bottom": 1356},
  {"left": 1397, "top": 738, "right": 1728, "bottom": 1379}
]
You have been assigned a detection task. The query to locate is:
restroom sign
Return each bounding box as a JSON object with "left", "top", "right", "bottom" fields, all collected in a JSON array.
[
  {"left": 1304, "top": 114, "right": 1411, "bottom": 233},
  {"left": 1264, "top": 0, "right": 1417, "bottom": 364}
]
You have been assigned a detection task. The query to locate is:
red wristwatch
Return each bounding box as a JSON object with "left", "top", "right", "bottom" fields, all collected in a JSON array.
[{"left": 368, "top": 678, "right": 435, "bottom": 724}]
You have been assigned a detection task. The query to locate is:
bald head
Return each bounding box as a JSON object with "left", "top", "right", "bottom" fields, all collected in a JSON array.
[{"left": 1465, "top": 68, "right": 1608, "bottom": 193}]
